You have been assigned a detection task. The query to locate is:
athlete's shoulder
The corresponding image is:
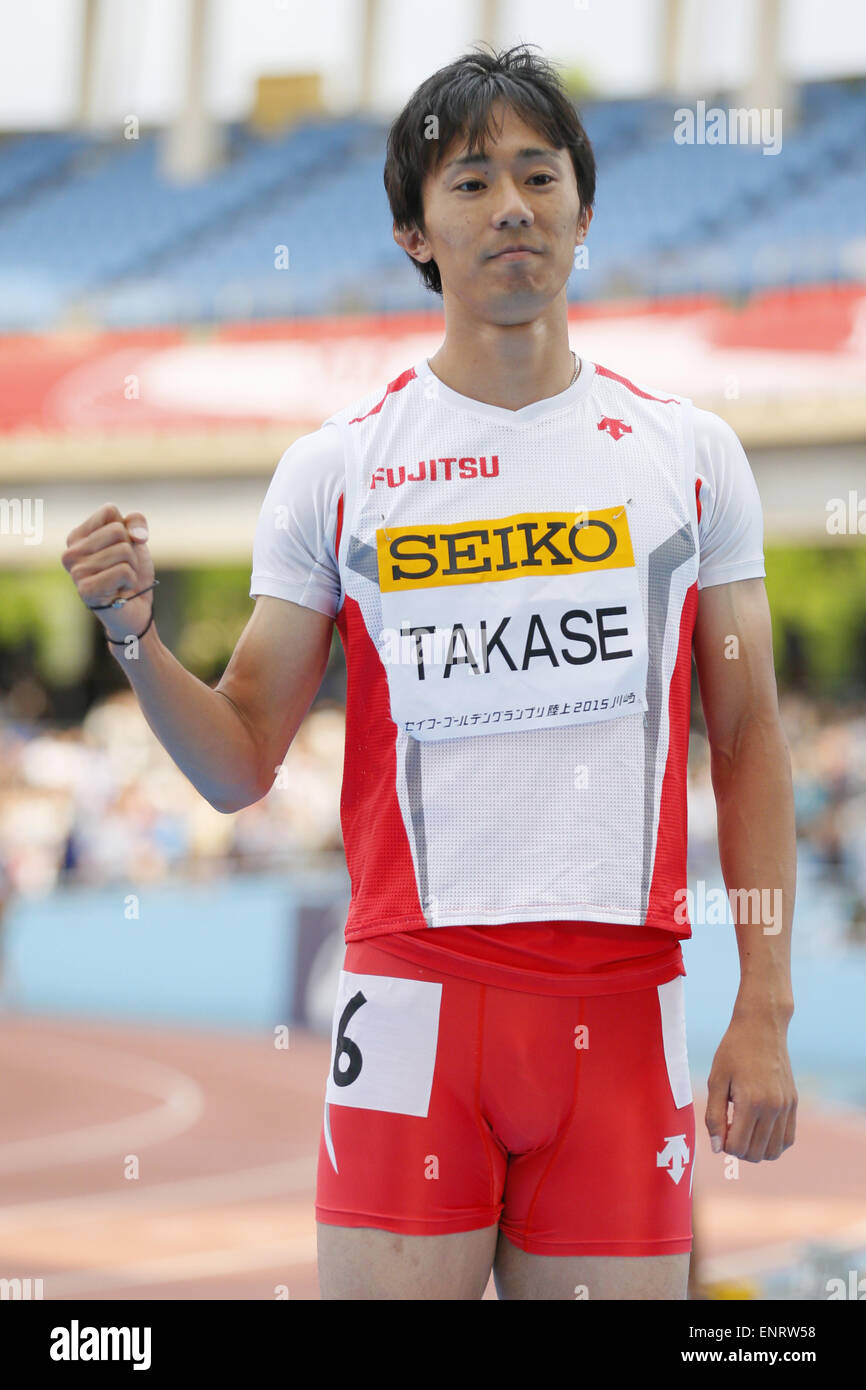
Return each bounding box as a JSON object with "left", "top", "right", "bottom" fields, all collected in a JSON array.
[
  {"left": 264, "top": 422, "right": 346, "bottom": 505},
  {"left": 689, "top": 407, "right": 763, "bottom": 556},
  {"left": 590, "top": 360, "right": 687, "bottom": 410},
  {"left": 279, "top": 420, "right": 345, "bottom": 469},
  {"left": 324, "top": 364, "right": 421, "bottom": 430},
  {"left": 690, "top": 404, "right": 747, "bottom": 460}
]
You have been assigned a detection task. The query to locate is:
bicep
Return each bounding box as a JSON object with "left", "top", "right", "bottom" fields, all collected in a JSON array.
[
  {"left": 215, "top": 594, "right": 335, "bottom": 800},
  {"left": 693, "top": 577, "right": 781, "bottom": 767}
]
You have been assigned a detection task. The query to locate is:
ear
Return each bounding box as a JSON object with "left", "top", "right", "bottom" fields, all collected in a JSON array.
[
  {"left": 575, "top": 206, "right": 593, "bottom": 244},
  {"left": 393, "top": 221, "right": 435, "bottom": 265}
]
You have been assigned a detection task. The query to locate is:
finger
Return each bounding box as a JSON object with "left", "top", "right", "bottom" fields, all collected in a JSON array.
[
  {"left": 724, "top": 1099, "right": 759, "bottom": 1159},
  {"left": 70, "top": 540, "right": 136, "bottom": 579},
  {"left": 64, "top": 503, "right": 124, "bottom": 549},
  {"left": 762, "top": 1111, "right": 790, "bottom": 1161},
  {"left": 78, "top": 563, "right": 138, "bottom": 607},
  {"left": 705, "top": 1078, "right": 730, "bottom": 1153},
  {"left": 124, "top": 512, "right": 149, "bottom": 541},
  {"left": 63, "top": 521, "right": 132, "bottom": 565},
  {"left": 782, "top": 1096, "right": 798, "bottom": 1150},
  {"left": 741, "top": 1107, "right": 780, "bottom": 1163}
]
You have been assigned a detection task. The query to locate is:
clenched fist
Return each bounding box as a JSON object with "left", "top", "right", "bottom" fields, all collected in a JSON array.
[{"left": 62, "top": 504, "right": 155, "bottom": 643}]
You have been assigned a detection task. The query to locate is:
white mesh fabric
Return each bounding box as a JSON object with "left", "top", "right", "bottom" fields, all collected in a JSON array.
[{"left": 326, "top": 358, "right": 701, "bottom": 931}]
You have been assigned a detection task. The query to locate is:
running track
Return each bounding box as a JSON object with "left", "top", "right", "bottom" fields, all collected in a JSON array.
[{"left": 0, "top": 1015, "right": 864, "bottom": 1300}]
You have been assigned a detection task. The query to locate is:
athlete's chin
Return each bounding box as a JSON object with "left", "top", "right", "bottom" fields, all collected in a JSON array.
[
  {"left": 483, "top": 286, "right": 561, "bottom": 322},
  {"left": 481, "top": 265, "right": 569, "bottom": 310}
]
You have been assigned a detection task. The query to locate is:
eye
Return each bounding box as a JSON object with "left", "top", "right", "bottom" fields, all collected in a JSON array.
[{"left": 454, "top": 173, "right": 555, "bottom": 192}]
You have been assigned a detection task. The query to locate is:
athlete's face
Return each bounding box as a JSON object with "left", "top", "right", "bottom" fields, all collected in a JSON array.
[{"left": 395, "top": 103, "right": 591, "bottom": 324}]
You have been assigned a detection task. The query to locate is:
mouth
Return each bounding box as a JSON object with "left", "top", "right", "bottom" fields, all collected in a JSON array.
[{"left": 489, "top": 247, "right": 541, "bottom": 261}]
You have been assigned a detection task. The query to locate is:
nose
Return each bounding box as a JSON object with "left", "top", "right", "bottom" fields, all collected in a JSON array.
[{"left": 491, "top": 177, "right": 534, "bottom": 228}]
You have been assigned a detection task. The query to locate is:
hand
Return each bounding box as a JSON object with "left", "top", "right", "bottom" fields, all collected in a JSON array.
[
  {"left": 62, "top": 504, "right": 155, "bottom": 643},
  {"left": 705, "top": 1006, "right": 797, "bottom": 1162}
]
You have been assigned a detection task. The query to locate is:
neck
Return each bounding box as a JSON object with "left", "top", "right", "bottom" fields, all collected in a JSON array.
[{"left": 427, "top": 306, "right": 576, "bottom": 412}]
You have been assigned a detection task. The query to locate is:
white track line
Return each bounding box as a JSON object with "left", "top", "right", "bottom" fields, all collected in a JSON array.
[
  {"left": 703, "top": 1214, "right": 866, "bottom": 1282},
  {"left": 702, "top": 1240, "right": 811, "bottom": 1282},
  {"left": 0, "top": 1037, "right": 205, "bottom": 1173},
  {"left": 40, "top": 1238, "right": 320, "bottom": 1298},
  {"left": 0, "top": 1155, "right": 316, "bottom": 1230},
  {"left": 696, "top": 1093, "right": 866, "bottom": 1282}
]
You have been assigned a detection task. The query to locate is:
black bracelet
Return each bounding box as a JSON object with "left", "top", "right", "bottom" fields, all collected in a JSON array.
[
  {"left": 86, "top": 579, "right": 159, "bottom": 611},
  {"left": 106, "top": 608, "right": 155, "bottom": 645},
  {"left": 85, "top": 579, "right": 157, "bottom": 645}
]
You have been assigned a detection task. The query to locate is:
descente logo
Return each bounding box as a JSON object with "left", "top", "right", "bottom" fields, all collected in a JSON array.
[
  {"left": 370, "top": 456, "right": 499, "bottom": 488},
  {"left": 50, "top": 1320, "right": 151, "bottom": 1371}
]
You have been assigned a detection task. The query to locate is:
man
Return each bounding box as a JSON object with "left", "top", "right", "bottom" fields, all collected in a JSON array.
[{"left": 62, "top": 43, "right": 797, "bottom": 1301}]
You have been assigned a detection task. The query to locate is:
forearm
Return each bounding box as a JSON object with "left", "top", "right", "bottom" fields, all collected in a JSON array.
[
  {"left": 711, "top": 716, "right": 796, "bottom": 1019},
  {"left": 106, "top": 620, "right": 263, "bottom": 812}
]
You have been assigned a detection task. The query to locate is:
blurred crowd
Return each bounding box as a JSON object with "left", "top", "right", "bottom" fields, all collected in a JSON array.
[
  {"left": 687, "top": 691, "right": 866, "bottom": 949},
  {"left": 0, "top": 686, "right": 345, "bottom": 898},
  {"left": 0, "top": 684, "right": 865, "bottom": 945}
]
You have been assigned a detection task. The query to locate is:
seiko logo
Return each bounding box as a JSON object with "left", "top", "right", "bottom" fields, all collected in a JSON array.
[
  {"left": 376, "top": 508, "right": 635, "bottom": 592},
  {"left": 370, "top": 456, "right": 500, "bottom": 489}
]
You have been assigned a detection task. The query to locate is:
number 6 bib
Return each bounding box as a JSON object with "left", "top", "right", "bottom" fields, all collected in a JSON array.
[{"left": 324, "top": 970, "right": 443, "bottom": 1116}]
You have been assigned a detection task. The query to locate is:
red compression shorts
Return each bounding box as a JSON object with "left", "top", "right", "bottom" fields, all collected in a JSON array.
[{"left": 315, "top": 936, "right": 695, "bottom": 1257}]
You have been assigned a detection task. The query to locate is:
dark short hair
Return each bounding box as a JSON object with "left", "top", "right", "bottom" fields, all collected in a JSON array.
[{"left": 384, "top": 42, "right": 596, "bottom": 296}]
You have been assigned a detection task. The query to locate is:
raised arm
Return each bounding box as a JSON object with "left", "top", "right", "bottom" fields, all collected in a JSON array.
[{"left": 62, "top": 504, "right": 334, "bottom": 813}]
